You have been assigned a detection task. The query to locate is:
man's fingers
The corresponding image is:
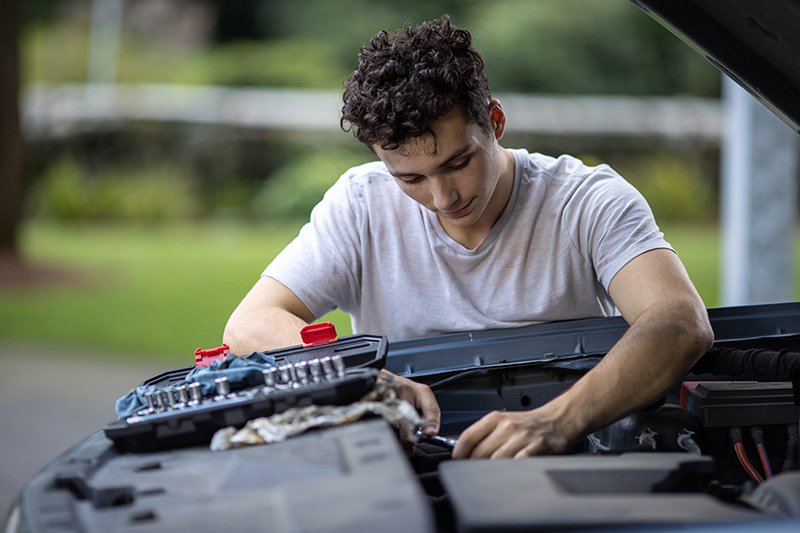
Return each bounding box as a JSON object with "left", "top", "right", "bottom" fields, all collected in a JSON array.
[
  {"left": 514, "top": 444, "right": 539, "bottom": 459},
  {"left": 413, "top": 382, "right": 441, "bottom": 435},
  {"left": 492, "top": 432, "right": 538, "bottom": 459},
  {"left": 379, "top": 370, "right": 441, "bottom": 435},
  {"left": 454, "top": 411, "right": 565, "bottom": 459},
  {"left": 452, "top": 412, "right": 500, "bottom": 459},
  {"left": 471, "top": 415, "right": 525, "bottom": 458}
]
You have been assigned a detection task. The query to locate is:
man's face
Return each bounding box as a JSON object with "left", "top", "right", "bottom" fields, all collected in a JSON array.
[{"left": 373, "top": 106, "right": 513, "bottom": 246}]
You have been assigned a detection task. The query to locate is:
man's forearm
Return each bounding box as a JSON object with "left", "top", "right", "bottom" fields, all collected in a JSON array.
[
  {"left": 549, "top": 300, "right": 714, "bottom": 443},
  {"left": 223, "top": 306, "right": 308, "bottom": 355},
  {"left": 223, "top": 276, "right": 317, "bottom": 355}
]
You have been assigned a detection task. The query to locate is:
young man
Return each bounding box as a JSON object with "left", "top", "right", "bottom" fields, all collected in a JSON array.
[{"left": 223, "top": 16, "right": 713, "bottom": 458}]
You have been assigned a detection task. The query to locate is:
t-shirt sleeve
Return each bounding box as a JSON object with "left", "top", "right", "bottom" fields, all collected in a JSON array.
[
  {"left": 563, "top": 166, "right": 673, "bottom": 291},
  {"left": 262, "top": 172, "right": 364, "bottom": 319}
]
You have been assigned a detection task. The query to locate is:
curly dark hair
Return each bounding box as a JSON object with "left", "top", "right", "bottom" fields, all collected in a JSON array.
[{"left": 341, "top": 15, "right": 492, "bottom": 151}]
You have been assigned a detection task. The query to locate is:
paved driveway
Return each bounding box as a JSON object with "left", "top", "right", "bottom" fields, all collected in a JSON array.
[{"left": 0, "top": 343, "right": 177, "bottom": 521}]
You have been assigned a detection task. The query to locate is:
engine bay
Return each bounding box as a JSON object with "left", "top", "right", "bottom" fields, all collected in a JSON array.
[
  {"left": 9, "top": 303, "right": 800, "bottom": 532},
  {"left": 409, "top": 351, "right": 800, "bottom": 531}
]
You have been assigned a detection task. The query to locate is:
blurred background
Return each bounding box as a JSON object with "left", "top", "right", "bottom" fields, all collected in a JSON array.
[
  {"left": 2, "top": 0, "right": 736, "bottom": 362},
  {"left": 0, "top": 0, "right": 798, "bottom": 514}
]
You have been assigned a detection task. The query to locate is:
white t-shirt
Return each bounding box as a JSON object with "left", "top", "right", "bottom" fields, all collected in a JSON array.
[{"left": 263, "top": 149, "right": 672, "bottom": 341}]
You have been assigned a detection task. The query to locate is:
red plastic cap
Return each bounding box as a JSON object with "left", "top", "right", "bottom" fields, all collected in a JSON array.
[
  {"left": 194, "top": 343, "right": 230, "bottom": 367},
  {"left": 301, "top": 322, "right": 338, "bottom": 347}
]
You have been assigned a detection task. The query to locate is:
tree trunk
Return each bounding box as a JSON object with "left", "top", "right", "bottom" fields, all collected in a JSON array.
[{"left": 0, "top": 0, "right": 24, "bottom": 255}]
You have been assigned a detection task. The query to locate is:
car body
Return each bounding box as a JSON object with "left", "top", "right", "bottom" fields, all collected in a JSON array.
[{"left": 7, "top": 1, "right": 800, "bottom": 532}]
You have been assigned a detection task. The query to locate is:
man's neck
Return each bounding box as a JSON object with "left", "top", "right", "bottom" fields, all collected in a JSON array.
[{"left": 439, "top": 148, "right": 516, "bottom": 249}]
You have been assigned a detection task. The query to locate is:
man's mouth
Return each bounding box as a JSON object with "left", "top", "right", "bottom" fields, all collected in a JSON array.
[{"left": 441, "top": 198, "right": 474, "bottom": 219}]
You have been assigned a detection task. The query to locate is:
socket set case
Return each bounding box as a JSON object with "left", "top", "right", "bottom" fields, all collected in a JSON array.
[{"left": 103, "top": 333, "right": 388, "bottom": 452}]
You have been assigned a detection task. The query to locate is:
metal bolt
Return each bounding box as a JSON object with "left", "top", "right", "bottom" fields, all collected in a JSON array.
[
  {"left": 331, "top": 355, "right": 346, "bottom": 377},
  {"left": 214, "top": 377, "right": 231, "bottom": 399},
  {"left": 320, "top": 356, "right": 335, "bottom": 379},
  {"left": 262, "top": 367, "right": 277, "bottom": 387},
  {"left": 308, "top": 359, "right": 323, "bottom": 383},
  {"left": 188, "top": 382, "right": 202, "bottom": 405},
  {"left": 144, "top": 391, "right": 157, "bottom": 412},
  {"left": 165, "top": 388, "right": 177, "bottom": 408},
  {"left": 176, "top": 385, "right": 189, "bottom": 406},
  {"left": 278, "top": 365, "right": 292, "bottom": 385},
  {"left": 294, "top": 360, "right": 309, "bottom": 385}
]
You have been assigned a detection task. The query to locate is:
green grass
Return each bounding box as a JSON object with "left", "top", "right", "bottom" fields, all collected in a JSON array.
[
  {"left": 0, "top": 220, "right": 352, "bottom": 366},
  {"left": 1, "top": 220, "right": 797, "bottom": 365}
]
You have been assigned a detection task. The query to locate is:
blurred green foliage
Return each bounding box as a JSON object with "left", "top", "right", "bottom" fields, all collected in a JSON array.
[
  {"left": 118, "top": 38, "right": 347, "bottom": 88},
  {"left": 616, "top": 152, "right": 716, "bottom": 222},
  {"left": 30, "top": 157, "right": 201, "bottom": 221},
  {"left": 23, "top": 0, "right": 719, "bottom": 96},
  {"left": 250, "top": 148, "right": 372, "bottom": 220},
  {"left": 24, "top": 21, "right": 90, "bottom": 83},
  {"left": 28, "top": 148, "right": 718, "bottom": 224},
  {"left": 24, "top": 24, "right": 344, "bottom": 87},
  {"left": 21, "top": 0, "right": 721, "bottom": 225},
  {"left": 467, "top": 1, "right": 717, "bottom": 96}
]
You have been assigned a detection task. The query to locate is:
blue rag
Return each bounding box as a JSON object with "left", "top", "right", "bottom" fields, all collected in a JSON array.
[{"left": 115, "top": 351, "right": 275, "bottom": 418}]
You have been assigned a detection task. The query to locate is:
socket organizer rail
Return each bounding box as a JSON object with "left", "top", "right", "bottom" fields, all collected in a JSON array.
[{"left": 104, "top": 331, "right": 388, "bottom": 452}]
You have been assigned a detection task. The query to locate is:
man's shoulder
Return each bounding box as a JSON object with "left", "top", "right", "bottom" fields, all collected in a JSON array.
[
  {"left": 514, "top": 151, "right": 622, "bottom": 202},
  {"left": 322, "top": 160, "right": 414, "bottom": 216},
  {"left": 518, "top": 150, "right": 614, "bottom": 183},
  {"left": 340, "top": 160, "right": 392, "bottom": 184},
  {"left": 512, "top": 151, "right": 641, "bottom": 223}
]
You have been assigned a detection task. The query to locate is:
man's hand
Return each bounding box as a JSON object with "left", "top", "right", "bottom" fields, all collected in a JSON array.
[
  {"left": 380, "top": 370, "right": 440, "bottom": 436},
  {"left": 452, "top": 405, "right": 573, "bottom": 459}
]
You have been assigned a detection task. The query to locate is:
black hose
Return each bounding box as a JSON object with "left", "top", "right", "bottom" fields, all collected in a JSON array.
[
  {"left": 691, "top": 347, "right": 800, "bottom": 382},
  {"left": 428, "top": 369, "right": 489, "bottom": 392},
  {"left": 784, "top": 425, "right": 799, "bottom": 472}
]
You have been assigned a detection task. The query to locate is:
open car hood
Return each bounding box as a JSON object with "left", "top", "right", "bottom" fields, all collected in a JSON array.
[{"left": 631, "top": 0, "right": 800, "bottom": 134}]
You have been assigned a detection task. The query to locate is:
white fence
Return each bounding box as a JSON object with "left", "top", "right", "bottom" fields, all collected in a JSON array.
[{"left": 23, "top": 83, "right": 722, "bottom": 144}]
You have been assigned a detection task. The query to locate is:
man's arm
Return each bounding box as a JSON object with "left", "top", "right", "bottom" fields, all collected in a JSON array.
[
  {"left": 452, "top": 248, "right": 714, "bottom": 459},
  {"left": 223, "top": 276, "right": 315, "bottom": 354},
  {"left": 223, "top": 275, "right": 442, "bottom": 435}
]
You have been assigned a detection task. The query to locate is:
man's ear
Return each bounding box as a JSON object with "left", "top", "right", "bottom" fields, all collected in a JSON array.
[{"left": 488, "top": 98, "right": 507, "bottom": 140}]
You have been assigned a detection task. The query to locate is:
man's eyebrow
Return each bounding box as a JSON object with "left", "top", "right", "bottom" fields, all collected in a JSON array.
[
  {"left": 439, "top": 145, "right": 471, "bottom": 167},
  {"left": 388, "top": 169, "right": 418, "bottom": 178},
  {"left": 388, "top": 145, "right": 470, "bottom": 178}
]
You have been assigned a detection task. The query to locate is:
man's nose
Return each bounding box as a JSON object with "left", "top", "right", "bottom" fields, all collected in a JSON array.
[{"left": 430, "top": 177, "right": 458, "bottom": 211}]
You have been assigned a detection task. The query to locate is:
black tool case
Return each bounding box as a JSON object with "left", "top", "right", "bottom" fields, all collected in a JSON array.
[{"left": 104, "top": 333, "right": 387, "bottom": 452}]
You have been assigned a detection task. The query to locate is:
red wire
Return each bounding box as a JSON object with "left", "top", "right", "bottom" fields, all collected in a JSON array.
[
  {"left": 734, "top": 441, "right": 764, "bottom": 484},
  {"left": 756, "top": 443, "right": 773, "bottom": 480}
]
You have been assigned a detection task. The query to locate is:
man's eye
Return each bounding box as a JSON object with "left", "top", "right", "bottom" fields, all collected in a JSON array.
[
  {"left": 448, "top": 157, "right": 471, "bottom": 171},
  {"left": 400, "top": 176, "right": 424, "bottom": 185}
]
